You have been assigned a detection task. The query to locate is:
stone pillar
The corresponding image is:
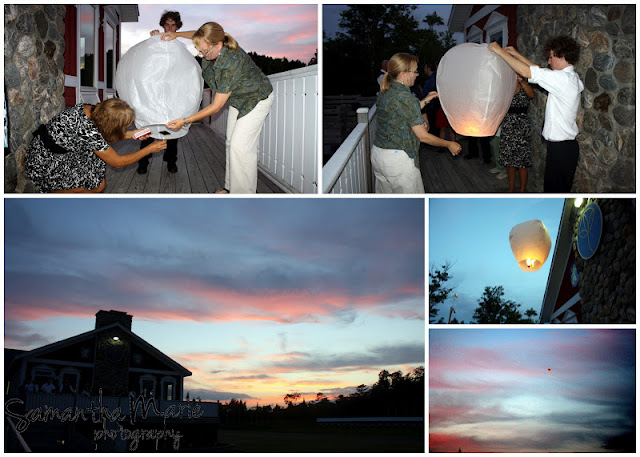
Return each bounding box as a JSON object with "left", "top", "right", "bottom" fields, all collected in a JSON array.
[
  {"left": 516, "top": 5, "right": 635, "bottom": 192},
  {"left": 4, "top": 4, "right": 67, "bottom": 193},
  {"left": 572, "top": 199, "right": 635, "bottom": 323}
]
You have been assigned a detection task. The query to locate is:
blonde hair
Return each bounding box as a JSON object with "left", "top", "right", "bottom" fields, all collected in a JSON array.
[
  {"left": 380, "top": 53, "right": 419, "bottom": 93},
  {"left": 192, "top": 22, "right": 238, "bottom": 52},
  {"left": 91, "top": 98, "right": 135, "bottom": 143}
]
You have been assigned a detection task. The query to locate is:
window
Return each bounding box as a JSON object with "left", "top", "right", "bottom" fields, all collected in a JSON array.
[
  {"left": 79, "top": 5, "right": 96, "bottom": 88},
  {"left": 60, "top": 368, "right": 81, "bottom": 394},
  {"left": 161, "top": 376, "right": 177, "bottom": 401},
  {"left": 105, "top": 23, "right": 115, "bottom": 89},
  {"left": 140, "top": 375, "right": 156, "bottom": 398},
  {"left": 483, "top": 12, "right": 509, "bottom": 47}
]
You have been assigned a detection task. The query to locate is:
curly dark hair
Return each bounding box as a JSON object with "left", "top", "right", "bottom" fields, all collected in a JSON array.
[
  {"left": 160, "top": 11, "right": 182, "bottom": 29},
  {"left": 544, "top": 35, "right": 580, "bottom": 65}
]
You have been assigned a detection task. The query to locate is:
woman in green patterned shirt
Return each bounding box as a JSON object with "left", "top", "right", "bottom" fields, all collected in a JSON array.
[
  {"left": 373, "top": 53, "right": 462, "bottom": 193},
  {"left": 164, "top": 22, "right": 274, "bottom": 194}
]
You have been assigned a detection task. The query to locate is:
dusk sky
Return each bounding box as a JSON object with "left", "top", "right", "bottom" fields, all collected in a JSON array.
[
  {"left": 121, "top": 4, "right": 318, "bottom": 63},
  {"left": 4, "top": 198, "right": 424, "bottom": 406},
  {"left": 430, "top": 329, "right": 636, "bottom": 452},
  {"left": 429, "top": 198, "right": 565, "bottom": 323},
  {"left": 323, "top": 4, "right": 463, "bottom": 43}
]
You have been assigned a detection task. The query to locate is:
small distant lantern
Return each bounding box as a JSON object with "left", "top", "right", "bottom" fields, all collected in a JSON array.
[
  {"left": 509, "top": 219, "right": 552, "bottom": 272},
  {"left": 437, "top": 43, "right": 517, "bottom": 137}
]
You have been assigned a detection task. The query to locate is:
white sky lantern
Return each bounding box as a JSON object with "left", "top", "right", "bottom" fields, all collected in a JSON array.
[
  {"left": 437, "top": 43, "right": 517, "bottom": 137},
  {"left": 509, "top": 219, "right": 552, "bottom": 272},
  {"left": 115, "top": 36, "right": 203, "bottom": 139}
]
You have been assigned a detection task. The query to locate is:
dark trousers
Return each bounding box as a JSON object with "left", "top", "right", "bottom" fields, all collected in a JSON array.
[
  {"left": 468, "top": 136, "right": 492, "bottom": 160},
  {"left": 138, "top": 138, "right": 178, "bottom": 166},
  {"left": 544, "top": 139, "right": 579, "bottom": 193}
]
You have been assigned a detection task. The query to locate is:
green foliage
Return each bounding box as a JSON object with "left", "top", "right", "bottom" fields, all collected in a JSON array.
[
  {"left": 248, "top": 52, "right": 306, "bottom": 75},
  {"left": 324, "top": 6, "right": 455, "bottom": 96},
  {"left": 472, "top": 286, "right": 538, "bottom": 324},
  {"left": 429, "top": 263, "right": 453, "bottom": 323}
]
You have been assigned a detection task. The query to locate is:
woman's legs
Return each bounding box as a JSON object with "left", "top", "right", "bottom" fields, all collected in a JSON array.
[
  {"left": 518, "top": 167, "right": 528, "bottom": 193},
  {"left": 506, "top": 167, "right": 516, "bottom": 192},
  {"left": 225, "top": 93, "right": 274, "bottom": 193}
]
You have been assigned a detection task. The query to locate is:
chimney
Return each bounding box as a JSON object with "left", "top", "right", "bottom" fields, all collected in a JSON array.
[{"left": 95, "top": 310, "right": 132, "bottom": 331}]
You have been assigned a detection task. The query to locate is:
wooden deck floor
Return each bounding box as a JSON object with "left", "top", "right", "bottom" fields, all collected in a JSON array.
[
  {"left": 104, "top": 124, "right": 283, "bottom": 194},
  {"left": 420, "top": 137, "right": 528, "bottom": 193}
]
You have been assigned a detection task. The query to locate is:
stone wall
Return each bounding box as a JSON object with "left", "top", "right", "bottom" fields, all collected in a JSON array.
[
  {"left": 516, "top": 5, "right": 635, "bottom": 192},
  {"left": 4, "top": 4, "right": 67, "bottom": 193},
  {"left": 572, "top": 199, "right": 635, "bottom": 323}
]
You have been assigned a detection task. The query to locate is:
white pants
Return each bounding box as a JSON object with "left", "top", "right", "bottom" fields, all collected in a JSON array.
[
  {"left": 371, "top": 145, "right": 425, "bottom": 194},
  {"left": 225, "top": 92, "right": 274, "bottom": 193}
]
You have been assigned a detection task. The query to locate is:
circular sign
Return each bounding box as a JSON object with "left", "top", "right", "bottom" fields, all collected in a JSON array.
[{"left": 576, "top": 202, "right": 603, "bottom": 260}]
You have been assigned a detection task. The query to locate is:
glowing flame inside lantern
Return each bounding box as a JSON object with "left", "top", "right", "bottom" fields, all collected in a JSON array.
[
  {"left": 509, "top": 219, "right": 552, "bottom": 272},
  {"left": 437, "top": 43, "right": 517, "bottom": 137}
]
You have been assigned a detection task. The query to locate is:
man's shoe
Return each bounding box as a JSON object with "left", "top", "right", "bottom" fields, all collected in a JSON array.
[
  {"left": 137, "top": 163, "right": 148, "bottom": 174},
  {"left": 167, "top": 163, "right": 178, "bottom": 173}
]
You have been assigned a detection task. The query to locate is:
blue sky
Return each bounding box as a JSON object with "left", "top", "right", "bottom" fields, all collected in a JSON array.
[
  {"left": 431, "top": 329, "right": 636, "bottom": 452},
  {"left": 121, "top": 4, "right": 318, "bottom": 63},
  {"left": 5, "top": 198, "right": 424, "bottom": 406},
  {"left": 429, "top": 198, "right": 565, "bottom": 323}
]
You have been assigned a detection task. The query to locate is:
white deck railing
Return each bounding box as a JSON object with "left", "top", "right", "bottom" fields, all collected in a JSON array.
[
  {"left": 20, "top": 392, "right": 219, "bottom": 418},
  {"left": 322, "top": 105, "right": 377, "bottom": 194},
  {"left": 202, "top": 65, "right": 318, "bottom": 194}
]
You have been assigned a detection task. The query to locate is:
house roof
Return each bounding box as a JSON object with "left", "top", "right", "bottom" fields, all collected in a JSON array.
[
  {"left": 539, "top": 199, "right": 577, "bottom": 323},
  {"left": 448, "top": 5, "right": 475, "bottom": 33},
  {"left": 118, "top": 5, "right": 140, "bottom": 23},
  {"left": 9, "top": 322, "right": 191, "bottom": 377}
]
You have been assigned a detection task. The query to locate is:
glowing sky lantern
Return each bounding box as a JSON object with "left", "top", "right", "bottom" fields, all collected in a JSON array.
[
  {"left": 509, "top": 219, "right": 552, "bottom": 272},
  {"left": 436, "top": 43, "right": 517, "bottom": 137},
  {"left": 115, "top": 36, "right": 204, "bottom": 139}
]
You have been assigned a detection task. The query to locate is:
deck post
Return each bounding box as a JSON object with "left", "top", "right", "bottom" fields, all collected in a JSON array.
[{"left": 357, "top": 107, "right": 372, "bottom": 193}]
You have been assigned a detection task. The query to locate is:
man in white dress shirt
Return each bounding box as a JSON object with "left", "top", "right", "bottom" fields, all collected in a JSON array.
[{"left": 489, "top": 36, "right": 583, "bottom": 192}]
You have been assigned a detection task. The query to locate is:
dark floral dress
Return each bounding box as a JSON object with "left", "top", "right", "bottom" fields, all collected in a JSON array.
[
  {"left": 25, "top": 104, "right": 111, "bottom": 192},
  {"left": 498, "top": 87, "right": 532, "bottom": 169}
]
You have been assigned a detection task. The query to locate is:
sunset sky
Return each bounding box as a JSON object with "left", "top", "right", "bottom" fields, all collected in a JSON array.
[
  {"left": 4, "top": 198, "right": 424, "bottom": 406},
  {"left": 121, "top": 4, "right": 318, "bottom": 63},
  {"left": 429, "top": 198, "right": 565, "bottom": 323},
  {"left": 430, "top": 329, "right": 636, "bottom": 452}
]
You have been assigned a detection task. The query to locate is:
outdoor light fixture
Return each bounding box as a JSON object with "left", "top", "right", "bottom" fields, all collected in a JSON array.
[
  {"left": 509, "top": 219, "right": 552, "bottom": 272},
  {"left": 574, "top": 198, "right": 584, "bottom": 208},
  {"left": 112, "top": 336, "right": 120, "bottom": 341},
  {"left": 436, "top": 43, "right": 517, "bottom": 137}
]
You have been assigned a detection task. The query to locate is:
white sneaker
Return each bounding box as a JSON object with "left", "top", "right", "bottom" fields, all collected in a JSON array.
[
  {"left": 496, "top": 172, "right": 508, "bottom": 180},
  {"left": 489, "top": 167, "right": 500, "bottom": 174}
]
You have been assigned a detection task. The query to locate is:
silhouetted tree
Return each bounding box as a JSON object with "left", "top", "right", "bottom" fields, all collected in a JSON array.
[
  {"left": 429, "top": 263, "right": 453, "bottom": 323},
  {"left": 472, "top": 286, "right": 538, "bottom": 324}
]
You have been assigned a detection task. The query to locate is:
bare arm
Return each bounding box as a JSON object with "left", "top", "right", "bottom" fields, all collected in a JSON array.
[
  {"left": 505, "top": 46, "right": 538, "bottom": 68},
  {"left": 411, "top": 124, "right": 462, "bottom": 156},
  {"left": 161, "top": 31, "right": 196, "bottom": 41},
  {"left": 167, "top": 92, "right": 232, "bottom": 130},
  {"left": 488, "top": 42, "right": 532, "bottom": 79},
  {"left": 519, "top": 78, "right": 535, "bottom": 99},
  {"left": 94, "top": 141, "right": 167, "bottom": 168}
]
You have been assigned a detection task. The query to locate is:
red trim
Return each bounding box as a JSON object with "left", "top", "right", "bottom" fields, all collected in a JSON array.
[
  {"left": 465, "top": 5, "right": 518, "bottom": 47},
  {"left": 98, "top": 7, "right": 105, "bottom": 83},
  {"left": 64, "top": 86, "right": 76, "bottom": 108},
  {"left": 64, "top": 5, "right": 77, "bottom": 76}
]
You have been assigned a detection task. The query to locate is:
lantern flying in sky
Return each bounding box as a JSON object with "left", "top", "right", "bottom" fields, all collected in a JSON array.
[
  {"left": 115, "top": 36, "right": 204, "bottom": 139},
  {"left": 436, "top": 43, "right": 517, "bottom": 137},
  {"left": 509, "top": 219, "right": 552, "bottom": 272},
  {"left": 548, "top": 368, "right": 551, "bottom": 373}
]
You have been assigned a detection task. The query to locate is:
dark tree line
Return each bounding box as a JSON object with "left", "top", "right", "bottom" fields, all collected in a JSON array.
[
  {"left": 218, "top": 367, "right": 424, "bottom": 425},
  {"left": 324, "top": 5, "right": 456, "bottom": 96},
  {"left": 429, "top": 264, "right": 538, "bottom": 324}
]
